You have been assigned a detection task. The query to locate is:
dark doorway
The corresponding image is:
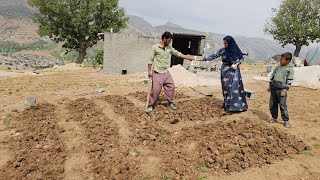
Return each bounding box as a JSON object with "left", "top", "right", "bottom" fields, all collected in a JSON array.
[{"left": 171, "top": 33, "right": 206, "bottom": 66}]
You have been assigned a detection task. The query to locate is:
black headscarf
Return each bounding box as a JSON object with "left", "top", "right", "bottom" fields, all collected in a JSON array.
[{"left": 223, "top": 36, "right": 244, "bottom": 61}]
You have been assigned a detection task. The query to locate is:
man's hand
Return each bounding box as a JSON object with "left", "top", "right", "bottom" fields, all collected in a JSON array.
[
  {"left": 193, "top": 56, "right": 197, "bottom": 61},
  {"left": 148, "top": 71, "right": 152, "bottom": 78},
  {"left": 281, "top": 90, "right": 287, "bottom": 96},
  {"left": 180, "top": 54, "right": 196, "bottom": 61}
]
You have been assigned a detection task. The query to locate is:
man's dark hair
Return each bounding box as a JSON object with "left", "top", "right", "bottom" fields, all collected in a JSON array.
[
  {"left": 281, "top": 52, "right": 292, "bottom": 61},
  {"left": 162, "top": 31, "right": 173, "bottom": 40}
]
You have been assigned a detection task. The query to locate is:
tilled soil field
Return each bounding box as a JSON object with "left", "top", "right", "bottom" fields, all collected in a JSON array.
[
  {"left": 1, "top": 67, "right": 320, "bottom": 180},
  {"left": 0, "top": 69, "right": 320, "bottom": 180},
  {"left": 0, "top": 95, "right": 312, "bottom": 179}
]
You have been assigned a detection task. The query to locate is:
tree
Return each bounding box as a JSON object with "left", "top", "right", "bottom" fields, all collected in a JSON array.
[
  {"left": 95, "top": 49, "right": 104, "bottom": 65},
  {"left": 265, "top": 0, "right": 320, "bottom": 57},
  {"left": 28, "top": 0, "right": 128, "bottom": 64}
]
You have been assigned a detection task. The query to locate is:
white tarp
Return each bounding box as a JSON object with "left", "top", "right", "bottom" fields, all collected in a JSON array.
[
  {"left": 253, "top": 65, "right": 320, "bottom": 89},
  {"left": 306, "top": 46, "right": 320, "bottom": 65}
]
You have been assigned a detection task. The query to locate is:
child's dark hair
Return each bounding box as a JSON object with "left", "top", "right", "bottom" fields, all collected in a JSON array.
[
  {"left": 281, "top": 52, "right": 292, "bottom": 61},
  {"left": 162, "top": 31, "right": 173, "bottom": 40}
]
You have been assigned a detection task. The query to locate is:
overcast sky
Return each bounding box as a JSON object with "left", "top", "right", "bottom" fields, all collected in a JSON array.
[{"left": 119, "top": 0, "right": 281, "bottom": 39}]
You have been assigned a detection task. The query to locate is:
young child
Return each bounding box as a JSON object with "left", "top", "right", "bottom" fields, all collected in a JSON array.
[{"left": 268, "top": 52, "right": 294, "bottom": 128}]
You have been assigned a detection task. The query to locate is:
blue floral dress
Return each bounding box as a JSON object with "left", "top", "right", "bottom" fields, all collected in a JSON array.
[{"left": 203, "top": 48, "right": 248, "bottom": 112}]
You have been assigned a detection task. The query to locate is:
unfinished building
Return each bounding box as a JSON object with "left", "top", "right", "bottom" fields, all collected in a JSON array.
[{"left": 103, "top": 32, "right": 206, "bottom": 74}]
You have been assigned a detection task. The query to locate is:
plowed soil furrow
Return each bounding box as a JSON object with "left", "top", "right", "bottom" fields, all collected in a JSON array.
[
  {"left": 66, "top": 98, "right": 140, "bottom": 179},
  {"left": 0, "top": 104, "right": 67, "bottom": 180},
  {"left": 55, "top": 103, "right": 94, "bottom": 180}
]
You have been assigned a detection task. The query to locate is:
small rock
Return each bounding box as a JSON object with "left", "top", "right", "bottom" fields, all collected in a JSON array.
[
  {"left": 214, "top": 150, "right": 220, "bottom": 156},
  {"left": 36, "top": 144, "right": 42, "bottom": 149},
  {"left": 148, "top": 134, "right": 156, "bottom": 140},
  {"left": 266, "top": 158, "right": 272, "bottom": 164},
  {"left": 17, "top": 157, "right": 25, "bottom": 162},
  {"left": 169, "top": 119, "right": 179, "bottom": 124},
  {"left": 207, "top": 157, "right": 214, "bottom": 164},
  {"left": 143, "top": 140, "right": 147, "bottom": 146},
  {"left": 96, "top": 88, "right": 105, "bottom": 93},
  {"left": 98, "top": 140, "right": 104, "bottom": 145},
  {"left": 24, "top": 96, "right": 36, "bottom": 110},
  {"left": 129, "top": 150, "right": 139, "bottom": 157},
  {"left": 227, "top": 161, "right": 242, "bottom": 172}
]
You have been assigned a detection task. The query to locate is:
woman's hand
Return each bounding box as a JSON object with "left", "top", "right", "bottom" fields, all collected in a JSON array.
[
  {"left": 231, "top": 64, "right": 237, "bottom": 69},
  {"left": 231, "top": 62, "right": 240, "bottom": 69}
]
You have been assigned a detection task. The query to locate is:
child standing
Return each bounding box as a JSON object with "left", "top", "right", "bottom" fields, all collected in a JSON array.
[{"left": 268, "top": 52, "right": 294, "bottom": 128}]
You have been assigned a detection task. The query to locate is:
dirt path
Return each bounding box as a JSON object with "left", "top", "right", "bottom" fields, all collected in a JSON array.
[
  {"left": 55, "top": 102, "right": 94, "bottom": 180},
  {"left": 94, "top": 99, "right": 133, "bottom": 144},
  {"left": 0, "top": 122, "right": 12, "bottom": 170}
]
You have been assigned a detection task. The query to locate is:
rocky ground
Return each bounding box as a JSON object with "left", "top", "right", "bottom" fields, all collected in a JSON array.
[{"left": 0, "top": 53, "right": 64, "bottom": 70}]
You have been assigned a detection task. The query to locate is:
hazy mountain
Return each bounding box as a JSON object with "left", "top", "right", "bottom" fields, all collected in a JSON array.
[
  {"left": 122, "top": 15, "right": 155, "bottom": 36},
  {"left": 0, "top": 0, "right": 33, "bottom": 19},
  {"left": 127, "top": 17, "right": 309, "bottom": 61},
  {"left": 0, "top": 0, "right": 38, "bottom": 43}
]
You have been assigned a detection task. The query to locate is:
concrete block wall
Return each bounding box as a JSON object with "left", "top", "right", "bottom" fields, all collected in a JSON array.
[{"left": 103, "top": 33, "right": 159, "bottom": 74}]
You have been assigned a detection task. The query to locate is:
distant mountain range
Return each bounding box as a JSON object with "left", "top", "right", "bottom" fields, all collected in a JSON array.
[
  {"left": 0, "top": 0, "right": 312, "bottom": 61},
  {"left": 123, "top": 15, "right": 312, "bottom": 62}
]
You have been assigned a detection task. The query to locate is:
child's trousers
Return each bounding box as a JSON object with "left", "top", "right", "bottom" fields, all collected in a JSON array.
[{"left": 269, "top": 88, "right": 289, "bottom": 121}]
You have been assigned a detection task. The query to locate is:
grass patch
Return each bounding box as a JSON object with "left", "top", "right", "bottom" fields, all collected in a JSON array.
[
  {"left": 32, "top": 65, "right": 53, "bottom": 70},
  {"left": 130, "top": 148, "right": 141, "bottom": 156},
  {"left": 159, "top": 139, "right": 169, "bottom": 145},
  {"left": 126, "top": 81, "right": 145, "bottom": 87},
  {"left": 313, "top": 144, "right": 320, "bottom": 150},
  {"left": 198, "top": 175, "right": 207, "bottom": 180},
  {"left": 299, "top": 150, "right": 314, "bottom": 157},
  {"left": 162, "top": 172, "right": 171, "bottom": 180},
  {"left": 196, "top": 163, "right": 210, "bottom": 172},
  {"left": 300, "top": 164, "right": 311, "bottom": 172},
  {"left": 311, "top": 136, "right": 318, "bottom": 141},
  {"left": 285, "top": 154, "right": 294, "bottom": 159},
  {"left": 96, "top": 82, "right": 109, "bottom": 88},
  {"left": 3, "top": 113, "right": 13, "bottom": 125}
]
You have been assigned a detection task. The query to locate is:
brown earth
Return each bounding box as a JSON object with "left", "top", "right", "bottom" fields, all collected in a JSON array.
[
  {"left": 0, "top": 66, "right": 320, "bottom": 180},
  {"left": 0, "top": 104, "right": 66, "bottom": 179},
  {"left": 128, "top": 91, "right": 191, "bottom": 102}
]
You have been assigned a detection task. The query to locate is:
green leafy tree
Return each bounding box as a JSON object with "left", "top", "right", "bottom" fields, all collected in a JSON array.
[
  {"left": 28, "top": 0, "right": 128, "bottom": 64},
  {"left": 265, "top": 0, "right": 320, "bottom": 57},
  {"left": 95, "top": 49, "right": 104, "bottom": 65}
]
